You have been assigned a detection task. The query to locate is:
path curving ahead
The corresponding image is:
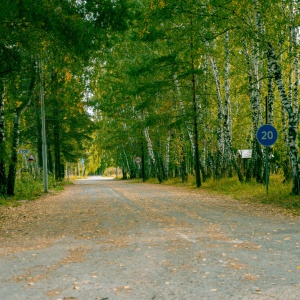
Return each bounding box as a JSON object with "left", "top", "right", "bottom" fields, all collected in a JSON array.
[{"left": 0, "top": 176, "right": 299, "bottom": 299}]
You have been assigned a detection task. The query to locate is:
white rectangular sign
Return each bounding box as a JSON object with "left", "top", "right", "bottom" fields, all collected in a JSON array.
[
  {"left": 237, "top": 150, "right": 252, "bottom": 159},
  {"left": 18, "top": 149, "right": 30, "bottom": 154}
]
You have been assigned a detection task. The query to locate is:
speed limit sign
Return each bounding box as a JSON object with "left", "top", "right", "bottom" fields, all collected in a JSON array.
[{"left": 256, "top": 124, "right": 278, "bottom": 147}]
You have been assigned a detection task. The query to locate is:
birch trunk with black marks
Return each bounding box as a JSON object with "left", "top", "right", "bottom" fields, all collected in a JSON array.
[
  {"left": 243, "top": 40, "right": 263, "bottom": 182},
  {"left": 210, "top": 53, "right": 224, "bottom": 179},
  {"left": 174, "top": 74, "right": 195, "bottom": 159},
  {"left": 293, "top": 55, "right": 299, "bottom": 116},
  {"left": 144, "top": 127, "right": 162, "bottom": 183},
  {"left": 192, "top": 66, "right": 201, "bottom": 188},
  {"left": 210, "top": 33, "right": 243, "bottom": 182},
  {"left": 256, "top": 0, "right": 298, "bottom": 188},
  {"left": 281, "top": 104, "right": 291, "bottom": 181},
  {"left": 223, "top": 32, "right": 244, "bottom": 181},
  {"left": 267, "top": 63, "right": 275, "bottom": 125},
  {"left": 165, "top": 130, "right": 171, "bottom": 179},
  {"left": 267, "top": 43, "right": 300, "bottom": 194},
  {"left": 190, "top": 20, "right": 201, "bottom": 187},
  {"left": 0, "top": 78, "right": 6, "bottom": 195},
  {"left": 289, "top": 0, "right": 299, "bottom": 117}
]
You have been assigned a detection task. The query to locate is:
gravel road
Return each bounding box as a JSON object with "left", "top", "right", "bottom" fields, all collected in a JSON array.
[{"left": 0, "top": 176, "right": 299, "bottom": 300}]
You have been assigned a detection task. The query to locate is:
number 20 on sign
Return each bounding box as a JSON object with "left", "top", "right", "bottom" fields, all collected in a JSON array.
[{"left": 256, "top": 124, "right": 278, "bottom": 147}]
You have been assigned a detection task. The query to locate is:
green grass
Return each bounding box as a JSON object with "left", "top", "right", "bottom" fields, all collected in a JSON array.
[
  {"left": 0, "top": 174, "right": 67, "bottom": 206},
  {"left": 146, "top": 174, "right": 300, "bottom": 215}
]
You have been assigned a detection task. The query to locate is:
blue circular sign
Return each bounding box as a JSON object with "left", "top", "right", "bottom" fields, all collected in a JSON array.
[{"left": 256, "top": 124, "right": 278, "bottom": 146}]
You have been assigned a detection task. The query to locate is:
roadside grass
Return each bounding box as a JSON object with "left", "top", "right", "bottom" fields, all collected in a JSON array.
[
  {"left": 0, "top": 174, "right": 67, "bottom": 207},
  {"left": 146, "top": 174, "right": 300, "bottom": 215}
]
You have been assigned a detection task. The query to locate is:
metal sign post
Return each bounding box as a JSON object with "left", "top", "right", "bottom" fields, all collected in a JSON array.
[
  {"left": 256, "top": 124, "right": 278, "bottom": 194},
  {"left": 134, "top": 157, "right": 142, "bottom": 182}
]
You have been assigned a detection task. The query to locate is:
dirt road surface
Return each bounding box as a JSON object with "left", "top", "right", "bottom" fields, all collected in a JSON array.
[{"left": 0, "top": 176, "right": 299, "bottom": 300}]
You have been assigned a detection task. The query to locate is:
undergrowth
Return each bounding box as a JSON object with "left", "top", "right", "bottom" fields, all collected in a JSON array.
[
  {"left": 0, "top": 174, "right": 67, "bottom": 206},
  {"left": 146, "top": 174, "right": 300, "bottom": 215}
]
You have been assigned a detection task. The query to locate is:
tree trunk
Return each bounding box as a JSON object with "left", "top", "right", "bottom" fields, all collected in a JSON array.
[
  {"left": 47, "top": 145, "right": 54, "bottom": 174},
  {"left": 7, "top": 112, "right": 22, "bottom": 195},
  {"left": 267, "top": 68, "right": 275, "bottom": 125},
  {"left": 141, "top": 138, "right": 146, "bottom": 182},
  {"left": 210, "top": 33, "right": 243, "bottom": 182},
  {"left": 122, "top": 165, "right": 127, "bottom": 179},
  {"left": 243, "top": 40, "right": 264, "bottom": 182},
  {"left": 35, "top": 94, "right": 43, "bottom": 169},
  {"left": 174, "top": 74, "right": 201, "bottom": 182},
  {"left": 190, "top": 23, "right": 201, "bottom": 188},
  {"left": 144, "top": 127, "right": 162, "bottom": 183},
  {"left": 53, "top": 110, "right": 62, "bottom": 181},
  {"left": 0, "top": 78, "right": 6, "bottom": 195},
  {"left": 165, "top": 130, "right": 171, "bottom": 180},
  {"left": 267, "top": 43, "right": 300, "bottom": 194},
  {"left": 174, "top": 75, "right": 195, "bottom": 155},
  {"left": 180, "top": 132, "right": 188, "bottom": 183},
  {"left": 7, "top": 103, "right": 33, "bottom": 195},
  {"left": 210, "top": 54, "right": 224, "bottom": 179},
  {"left": 224, "top": 32, "right": 244, "bottom": 182},
  {"left": 192, "top": 79, "right": 201, "bottom": 188},
  {"left": 156, "top": 138, "right": 167, "bottom": 181},
  {"left": 122, "top": 145, "right": 130, "bottom": 177},
  {"left": 7, "top": 64, "right": 35, "bottom": 195}
]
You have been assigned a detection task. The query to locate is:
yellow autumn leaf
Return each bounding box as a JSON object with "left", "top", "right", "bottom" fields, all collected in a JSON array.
[
  {"left": 159, "top": 0, "right": 165, "bottom": 8},
  {"left": 65, "top": 70, "right": 72, "bottom": 82}
]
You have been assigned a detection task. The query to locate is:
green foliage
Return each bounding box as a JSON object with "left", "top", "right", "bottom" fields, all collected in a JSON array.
[
  {"left": 0, "top": 174, "right": 65, "bottom": 205},
  {"left": 85, "top": 0, "right": 300, "bottom": 193},
  {"left": 0, "top": 0, "right": 135, "bottom": 194}
]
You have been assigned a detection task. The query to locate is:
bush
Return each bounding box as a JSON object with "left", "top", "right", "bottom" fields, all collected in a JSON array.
[
  {"left": 103, "top": 167, "right": 117, "bottom": 177},
  {"left": 0, "top": 173, "right": 65, "bottom": 205}
]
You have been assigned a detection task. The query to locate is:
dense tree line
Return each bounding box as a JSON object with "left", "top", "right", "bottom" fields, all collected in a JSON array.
[
  {"left": 88, "top": 0, "right": 300, "bottom": 195},
  {"left": 0, "top": 0, "right": 130, "bottom": 195},
  {"left": 2, "top": 0, "right": 300, "bottom": 197}
]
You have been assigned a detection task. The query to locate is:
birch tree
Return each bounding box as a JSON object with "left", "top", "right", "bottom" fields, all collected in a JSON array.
[
  {"left": 254, "top": 0, "right": 300, "bottom": 194},
  {"left": 6, "top": 61, "right": 37, "bottom": 195},
  {"left": 0, "top": 79, "right": 6, "bottom": 195}
]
